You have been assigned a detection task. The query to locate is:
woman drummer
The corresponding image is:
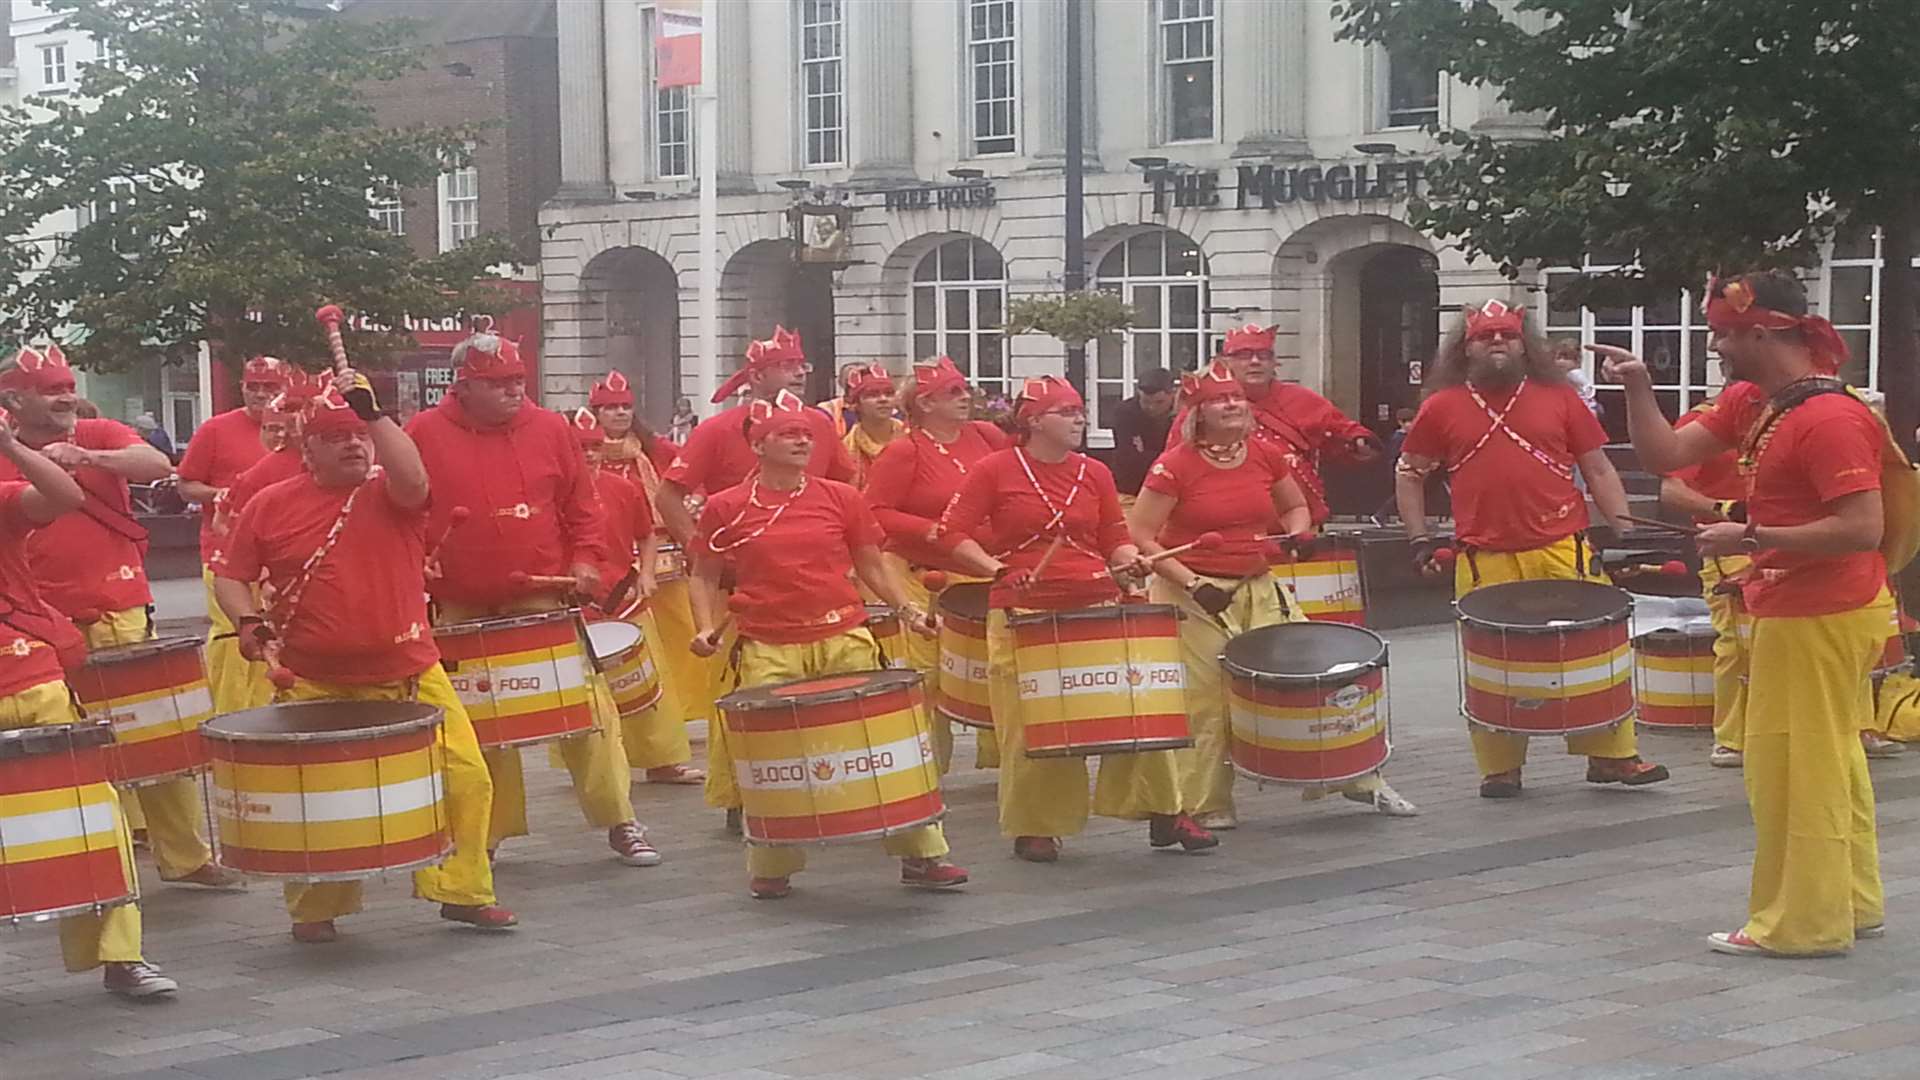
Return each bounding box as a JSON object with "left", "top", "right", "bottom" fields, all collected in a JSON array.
[
  {"left": 864, "top": 356, "right": 1010, "bottom": 771},
  {"left": 687, "top": 390, "right": 968, "bottom": 899},
  {"left": 940, "top": 376, "right": 1214, "bottom": 862},
  {"left": 589, "top": 370, "right": 679, "bottom": 488},
  {"left": 1129, "top": 361, "right": 1418, "bottom": 830},
  {"left": 841, "top": 363, "right": 905, "bottom": 489}
]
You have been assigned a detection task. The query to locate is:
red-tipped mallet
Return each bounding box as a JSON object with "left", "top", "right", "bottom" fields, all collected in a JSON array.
[
  {"left": 920, "top": 570, "right": 949, "bottom": 594},
  {"left": 510, "top": 570, "right": 577, "bottom": 590},
  {"left": 1144, "top": 530, "right": 1225, "bottom": 566},
  {"left": 314, "top": 304, "right": 351, "bottom": 375},
  {"left": 1432, "top": 546, "right": 1457, "bottom": 565},
  {"left": 1661, "top": 559, "right": 1688, "bottom": 577}
]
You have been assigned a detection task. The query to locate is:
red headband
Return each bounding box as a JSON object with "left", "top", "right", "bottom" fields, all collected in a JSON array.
[
  {"left": 712, "top": 325, "right": 805, "bottom": 404},
  {"left": 571, "top": 407, "right": 605, "bottom": 446},
  {"left": 242, "top": 355, "right": 291, "bottom": 387},
  {"left": 1705, "top": 275, "right": 1846, "bottom": 374},
  {"left": 589, "top": 369, "right": 634, "bottom": 408},
  {"left": 302, "top": 388, "right": 369, "bottom": 438},
  {"left": 267, "top": 368, "right": 318, "bottom": 418},
  {"left": 1181, "top": 358, "right": 1242, "bottom": 406},
  {"left": 1464, "top": 300, "right": 1525, "bottom": 341},
  {"left": 746, "top": 389, "right": 815, "bottom": 443},
  {"left": 1, "top": 344, "right": 76, "bottom": 394},
  {"left": 1014, "top": 376, "right": 1084, "bottom": 422},
  {"left": 456, "top": 333, "right": 528, "bottom": 383},
  {"left": 912, "top": 355, "right": 968, "bottom": 400},
  {"left": 1220, "top": 324, "right": 1278, "bottom": 357},
  {"left": 845, "top": 363, "right": 895, "bottom": 401}
]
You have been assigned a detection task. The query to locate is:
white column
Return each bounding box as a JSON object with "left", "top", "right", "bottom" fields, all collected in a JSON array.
[
  {"left": 1021, "top": 0, "right": 1096, "bottom": 172},
  {"left": 557, "top": 0, "right": 612, "bottom": 200},
  {"left": 846, "top": 0, "right": 914, "bottom": 182},
  {"left": 711, "top": 0, "right": 756, "bottom": 193},
  {"left": 1225, "top": 0, "right": 1308, "bottom": 159},
  {"left": 604, "top": 0, "right": 648, "bottom": 190}
]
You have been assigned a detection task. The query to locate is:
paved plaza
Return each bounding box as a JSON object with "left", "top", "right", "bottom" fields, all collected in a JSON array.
[{"left": 7, "top": 610, "right": 1920, "bottom": 1080}]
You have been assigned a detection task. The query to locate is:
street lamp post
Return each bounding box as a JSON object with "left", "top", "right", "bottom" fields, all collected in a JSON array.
[{"left": 1063, "top": 0, "right": 1087, "bottom": 394}]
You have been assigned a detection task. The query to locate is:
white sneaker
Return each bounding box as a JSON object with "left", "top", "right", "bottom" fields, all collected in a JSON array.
[
  {"left": 1862, "top": 731, "right": 1907, "bottom": 759},
  {"left": 1709, "top": 745, "right": 1743, "bottom": 768},
  {"left": 103, "top": 961, "right": 178, "bottom": 999},
  {"left": 1193, "top": 810, "right": 1238, "bottom": 830},
  {"left": 1346, "top": 782, "right": 1420, "bottom": 817},
  {"left": 609, "top": 822, "right": 663, "bottom": 867},
  {"left": 1858, "top": 924, "right": 1887, "bottom": 940}
]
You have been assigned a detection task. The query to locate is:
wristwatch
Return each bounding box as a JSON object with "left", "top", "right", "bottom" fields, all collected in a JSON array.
[{"left": 1739, "top": 520, "right": 1761, "bottom": 553}]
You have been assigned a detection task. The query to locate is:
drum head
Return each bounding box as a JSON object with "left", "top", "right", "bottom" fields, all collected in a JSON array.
[
  {"left": 720, "top": 668, "right": 921, "bottom": 712},
  {"left": 586, "top": 621, "right": 642, "bottom": 660},
  {"left": 87, "top": 635, "right": 202, "bottom": 665},
  {"left": 204, "top": 701, "right": 441, "bottom": 742},
  {"left": 1223, "top": 623, "right": 1386, "bottom": 681},
  {"left": 1456, "top": 580, "right": 1630, "bottom": 630},
  {"left": 939, "top": 582, "right": 990, "bottom": 621},
  {"left": 0, "top": 719, "right": 114, "bottom": 760},
  {"left": 436, "top": 608, "right": 580, "bottom": 637}
]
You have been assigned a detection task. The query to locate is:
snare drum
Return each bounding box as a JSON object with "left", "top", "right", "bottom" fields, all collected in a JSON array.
[
  {"left": 1269, "top": 536, "right": 1366, "bottom": 625},
  {"left": 718, "top": 669, "right": 943, "bottom": 845},
  {"left": 203, "top": 701, "right": 452, "bottom": 880},
  {"left": 1456, "top": 580, "right": 1635, "bottom": 737},
  {"left": 434, "top": 610, "right": 595, "bottom": 749},
  {"left": 588, "top": 621, "right": 662, "bottom": 717},
  {"left": 652, "top": 541, "right": 686, "bottom": 585},
  {"left": 68, "top": 636, "right": 212, "bottom": 787},
  {"left": 1633, "top": 627, "right": 1715, "bottom": 732},
  {"left": 936, "top": 583, "right": 993, "bottom": 729},
  {"left": 864, "top": 604, "right": 907, "bottom": 668},
  {"left": 1010, "top": 604, "right": 1191, "bottom": 757},
  {"left": 1223, "top": 623, "right": 1391, "bottom": 785},
  {"left": 0, "top": 721, "right": 136, "bottom": 924}
]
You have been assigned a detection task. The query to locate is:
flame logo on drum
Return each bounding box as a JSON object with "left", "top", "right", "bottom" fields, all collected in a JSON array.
[
  {"left": 1125, "top": 666, "right": 1144, "bottom": 688},
  {"left": 811, "top": 759, "right": 835, "bottom": 781}
]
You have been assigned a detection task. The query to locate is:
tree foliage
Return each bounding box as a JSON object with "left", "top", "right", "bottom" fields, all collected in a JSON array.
[
  {"left": 1005, "top": 291, "right": 1135, "bottom": 348},
  {"left": 0, "top": 0, "right": 519, "bottom": 372}
]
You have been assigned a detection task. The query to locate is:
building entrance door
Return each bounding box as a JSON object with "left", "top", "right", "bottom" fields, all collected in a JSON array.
[
  {"left": 788, "top": 266, "right": 838, "bottom": 404},
  {"left": 1357, "top": 247, "right": 1439, "bottom": 436}
]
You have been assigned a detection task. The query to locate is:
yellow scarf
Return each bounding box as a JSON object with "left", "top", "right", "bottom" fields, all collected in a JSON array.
[{"left": 844, "top": 418, "right": 904, "bottom": 488}]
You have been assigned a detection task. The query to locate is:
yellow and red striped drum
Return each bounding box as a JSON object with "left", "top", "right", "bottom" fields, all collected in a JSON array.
[
  {"left": 435, "top": 610, "right": 595, "bottom": 749},
  {"left": 588, "top": 621, "right": 662, "bottom": 717},
  {"left": 1633, "top": 628, "right": 1715, "bottom": 732},
  {"left": 864, "top": 604, "right": 907, "bottom": 668},
  {"left": 68, "top": 636, "right": 212, "bottom": 787},
  {"left": 1875, "top": 602, "right": 1911, "bottom": 678},
  {"left": 936, "top": 583, "right": 993, "bottom": 729},
  {"left": 1268, "top": 537, "right": 1366, "bottom": 625},
  {"left": 719, "top": 669, "right": 943, "bottom": 845},
  {"left": 1456, "top": 580, "right": 1634, "bottom": 737},
  {"left": 1224, "top": 623, "right": 1391, "bottom": 784},
  {"left": 653, "top": 541, "right": 686, "bottom": 585},
  {"left": 1011, "top": 604, "right": 1191, "bottom": 757},
  {"left": 0, "top": 720, "right": 135, "bottom": 924},
  {"left": 203, "top": 701, "right": 452, "bottom": 880}
]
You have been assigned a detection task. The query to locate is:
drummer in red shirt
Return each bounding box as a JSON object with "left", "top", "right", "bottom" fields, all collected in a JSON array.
[
  {"left": 0, "top": 412, "right": 179, "bottom": 998},
  {"left": 0, "top": 346, "right": 239, "bottom": 890},
  {"left": 1396, "top": 300, "right": 1666, "bottom": 798},
  {"left": 176, "top": 356, "right": 286, "bottom": 713},
  {"left": 940, "top": 376, "right": 1212, "bottom": 862},
  {"left": 217, "top": 372, "right": 513, "bottom": 943},
  {"left": 218, "top": 370, "right": 320, "bottom": 533},
  {"left": 406, "top": 332, "right": 659, "bottom": 868},
  {"left": 656, "top": 326, "right": 855, "bottom": 826},
  {"left": 841, "top": 363, "right": 905, "bottom": 489},
  {"left": 1129, "top": 359, "right": 1418, "bottom": 829},
  {"left": 865, "top": 356, "right": 1009, "bottom": 771},
  {"left": 685, "top": 390, "right": 965, "bottom": 899}
]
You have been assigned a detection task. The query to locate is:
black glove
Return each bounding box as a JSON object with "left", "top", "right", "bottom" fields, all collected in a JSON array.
[
  {"left": 343, "top": 382, "right": 382, "bottom": 422},
  {"left": 235, "top": 616, "right": 277, "bottom": 663},
  {"left": 1409, "top": 535, "right": 1437, "bottom": 572},
  {"left": 1286, "top": 530, "right": 1319, "bottom": 560},
  {"left": 1189, "top": 582, "right": 1234, "bottom": 616}
]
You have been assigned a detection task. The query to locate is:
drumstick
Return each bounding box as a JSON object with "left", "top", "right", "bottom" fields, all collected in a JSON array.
[
  {"left": 313, "top": 304, "right": 351, "bottom": 375},
  {"left": 1142, "top": 531, "right": 1225, "bottom": 566},
  {"left": 1617, "top": 513, "right": 1696, "bottom": 536},
  {"left": 1021, "top": 534, "right": 1067, "bottom": 591},
  {"left": 510, "top": 571, "right": 577, "bottom": 589},
  {"left": 424, "top": 505, "right": 470, "bottom": 579},
  {"left": 919, "top": 570, "right": 948, "bottom": 594}
]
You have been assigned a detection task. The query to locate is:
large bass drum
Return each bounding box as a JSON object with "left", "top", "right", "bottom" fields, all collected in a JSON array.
[
  {"left": 1223, "top": 622, "right": 1390, "bottom": 785},
  {"left": 1455, "top": 580, "right": 1634, "bottom": 737}
]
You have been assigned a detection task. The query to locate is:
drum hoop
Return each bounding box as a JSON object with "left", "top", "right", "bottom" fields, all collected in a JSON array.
[
  {"left": 1008, "top": 603, "right": 1179, "bottom": 627},
  {"left": 743, "top": 807, "right": 946, "bottom": 847},
  {"left": 1462, "top": 706, "right": 1633, "bottom": 737},
  {"left": 434, "top": 608, "right": 580, "bottom": 637},
  {"left": 1230, "top": 742, "right": 1392, "bottom": 788},
  {"left": 1453, "top": 605, "right": 1630, "bottom": 634},
  {"left": 216, "top": 844, "right": 452, "bottom": 883},
  {"left": 586, "top": 621, "right": 643, "bottom": 661},
  {"left": 203, "top": 707, "right": 443, "bottom": 744},
  {"left": 0, "top": 719, "right": 115, "bottom": 759},
  {"left": 4, "top": 893, "right": 137, "bottom": 925},
  {"left": 1025, "top": 736, "right": 1194, "bottom": 758},
  {"left": 720, "top": 670, "right": 920, "bottom": 711},
  {"left": 84, "top": 636, "right": 203, "bottom": 665},
  {"left": 1222, "top": 651, "right": 1387, "bottom": 684}
]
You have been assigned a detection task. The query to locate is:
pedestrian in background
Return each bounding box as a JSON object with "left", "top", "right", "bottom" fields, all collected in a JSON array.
[{"left": 1110, "top": 366, "right": 1176, "bottom": 502}]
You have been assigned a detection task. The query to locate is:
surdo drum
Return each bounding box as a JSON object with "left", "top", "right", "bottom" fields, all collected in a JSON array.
[
  {"left": 434, "top": 610, "right": 595, "bottom": 749},
  {"left": 1632, "top": 627, "right": 1716, "bottom": 733},
  {"left": 718, "top": 669, "right": 943, "bottom": 845},
  {"left": 202, "top": 701, "right": 452, "bottom": 880},
  {"left": 587, "top": 621, "right": 662, "bottom": 717},
  {"left": 936, "top": 583, "right": 993, "bottom": 729},
  {"left": 1456, "top": 581, "right": 1634, "bottom": 737},
  {"left": 652, "top": 541, "right": 687, "bottom": 585},
  {"left": 0, "top": 720, "right": 136, "bottom": 924},
  {"left": 68, "top": 636, "right": 212, "bottom": 787},
  {"left": 864, "top": 604, "right": 907, "bottom": 668},
  {"left": 1223, "top": 623, "right": 1391, "bottom": 785},
  {"left": 1268, "top": 536, "right": 1367, "bottom": 625},
  {"left": 1010, "top": 604, "right": 1191, "bottom": 757}
]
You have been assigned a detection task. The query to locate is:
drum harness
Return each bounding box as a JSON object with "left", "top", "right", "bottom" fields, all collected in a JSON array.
[{"left": 1450, "top": 380, "right": 1602, "bottom": 585}]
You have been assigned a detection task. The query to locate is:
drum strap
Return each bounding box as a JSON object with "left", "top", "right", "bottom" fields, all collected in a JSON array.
[
  {"left": 269, "top": 480, "right": 367, "bottom": 632},
  {"left": 1457, "top": 380, "right": 1575, "bottom": 484},
  {"left": 1007, "top": 448, "right": 1093, "bottom": 559}
]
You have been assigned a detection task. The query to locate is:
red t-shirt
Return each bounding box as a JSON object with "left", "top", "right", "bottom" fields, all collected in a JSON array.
[
  {"left": 1140, "top": 439, "right": 1295, "bottom": 578},
  {"left": 1402, "top": 380, "right": 1605, "bottom": 552},
  {"left": 209, "top": 446, "right": 306, "bottom": 567},
  {"left": 176, "top": 408, "right": 268, "bottom": 563},
  {"left": 1667, "top": 407, "right": 1746, "bottom": 513},
  {"left": 694, "top": 477, "right": 880, "bottom": 645},
  {"left": 864, "top": 422, "right": 1009, "bottom": 570},
  {"left": 589, "top": 467, "right": 653, "bottom": 605},
  {"left": 0, "top": 420, "right": 151, "bottom": 618},
  {"left": 0, "top": 485, "right": 77, "bottom": 695},
  {"left": 1168, "top": 382, "right": 1372, "bottom": 524},
  {"left": 942, "top": 448, "right": 1130, "bottom": 611},
  {"left": 1697, "top": 387, "right": 1887, "bottom": 617},
  {"left": 663, "top": 400, "right": 854, "bottom": 495},
  {"left": 220, "top": 471, "right": 439, "bottom": 684}
]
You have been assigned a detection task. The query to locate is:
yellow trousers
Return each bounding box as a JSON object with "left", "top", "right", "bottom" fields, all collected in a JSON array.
[
  {"left": 730, "top": 629, "right": 948, "bottom": 878},
  {"left": 1, "top": 680, "right": 145, "bottom": 971},
  {"left": 202, "top": 569, "right": 270, "bottom": 714},
  {"left": 1455, "top": 536, "right": 1638, "bottom": 775},
  {"left": 1699, "top": 556, "right": 1752, "bottom": 750},
  {"left": 279, "top": 666, "right": 497, "bottom": 922},
  {"left": 986, "top": 609, "right": 1182, "bottom": 838},
  {"left": 1742, "top": 592, "right": 1889, "bottom": 954},
  {"left": 887, "top": 554, "right": 999, "bottom": 773},
  {"left": 620, "top": 606, "right": 694, "bottom": 771},
  {"left": 435, "top": 599, "right": 636, "bottom": 845}
]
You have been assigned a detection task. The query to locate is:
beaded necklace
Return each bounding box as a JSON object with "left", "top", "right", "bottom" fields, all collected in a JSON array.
[
  {"left": 917, "top": 425, "right": 969, "bottom": 474},
  {"left": 705, "top": 474, "right": 807, "bottom": 554}
]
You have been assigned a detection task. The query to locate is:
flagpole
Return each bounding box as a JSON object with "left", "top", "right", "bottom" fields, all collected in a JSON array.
[{"left": 696, "top": 2, "right": 719, "bottom": 406}]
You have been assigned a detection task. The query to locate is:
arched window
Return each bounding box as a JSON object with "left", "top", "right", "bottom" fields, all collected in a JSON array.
[
  {"left": 911, "top": 237, "right": 1009, "bottom": 401},
  {"left": 1092, "top": 228, "right": 1210, "bottom": 445}
]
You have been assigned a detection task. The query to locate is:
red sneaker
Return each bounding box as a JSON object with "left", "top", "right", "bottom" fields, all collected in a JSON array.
[
  {"left": 1013, "top": 836, "right": 1060, "bottom": 863},
  {"left": 609, "top": 822, "right": 662, "bottom": 866},
  {"left": 1479, "top": 770, "right": 1523, "bottom": 798},
  {"left": 901, "top": 858, "right": 969, "bottom": 888},
  {"left": 1586, "top": 756, "right": 1670, "bottom": 786},
  {"left": 749, "top": 876, "right": 792, "bottom": 899},
  {"left": 440, "top": 903, "right": 518, "bottom": 930},
  {"left": 1148, "top": 813, "right": 1219, "bottom": 852}
]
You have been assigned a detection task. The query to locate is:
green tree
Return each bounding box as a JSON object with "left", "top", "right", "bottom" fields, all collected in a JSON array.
[
  {"left": 0, "top": 0, "right": 518, "bottom": 374},
  {"left": 1335, "top": 0, "right": 1920, "bottom": 448}
]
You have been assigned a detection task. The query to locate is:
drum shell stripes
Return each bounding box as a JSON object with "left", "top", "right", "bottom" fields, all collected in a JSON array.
[
  {"left": 68, "top": 636, "right": 213, "bottom": 788},
  {"left": 1456, "top": 580, "right": 1635, "bottom": 737},
  {"left": 1224, "top": 623, "right": 1392, "bottom": 785},
  {"left": 865, "top": 604, "right": 907, "bottom": 668},
  {"left": 1010, "top": 604, "right": 1191, "bottom": 757},
  {"left": 937, "top": 583, "right": 994, "bottom": 729},
  {"left": 719, "top": 669, "right": 944, "bottom": 845},
  {"left": 1633, "top": 628, "right": 1715, "bottom": 732},
  {"left": 1268, "top": 538, "right": 1366, "bottom": 625},
  {"left": 588, "top": 621, "right": 663, "bottom": 717},
  {"left": 653, "top": 542, "right": 687, "bottom": 585},
  {"left": 435, "top": 610, "right": 595, "bottom": 749},
  {"left": 202, "top": 701, "right": 452, "bottom": 881},
  {"left": 0, "top": 721, "right": 135, "bottom": 923}
]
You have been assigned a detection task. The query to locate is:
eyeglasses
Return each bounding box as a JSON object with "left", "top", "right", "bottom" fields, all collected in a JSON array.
[{"left": 1470, "top": 329, "right": 1523, "bottom": 344}]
